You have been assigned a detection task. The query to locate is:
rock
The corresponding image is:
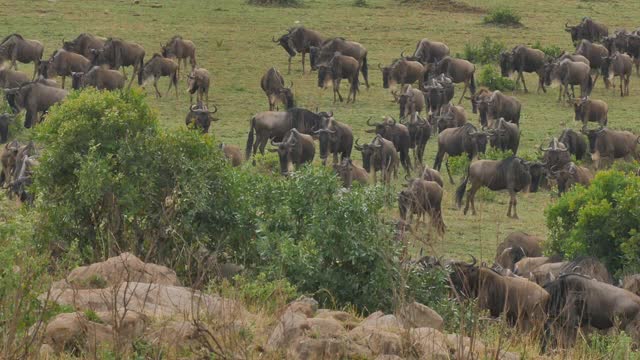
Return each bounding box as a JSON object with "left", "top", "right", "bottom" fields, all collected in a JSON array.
[
  {"left": 446, "top": 333, "right": 486, "bottom": 359},
  {"left": 398, "top": 301, "right": 444, "bottom": 330},
  {"left": 42, "top": 312, "right": 114, "bottom": 354},
  {"left": 349, "top": 325, "right": 402, "bottom": 356},
  {"left": 96, "top": 311, "right": 147, "bottom": 340},
  {"left": 408, "top": 327, "right": 451, "bottom": 359},
  {"left": 288, "top": 338, "right": 347, "bottom": 359},
  {"left": 307, "top": 317, "right": 347, "bottom": 338},
  {"left": 145, "top": 320, "right": 199, "bottom": 351},
  {"left": 266, "top": 310, "right": 309, "bottom": 350},
  {"left": 314, "top": 309, "right": 356, "bottom": 323},
  {"left": 359, "top": 312, "right": 402, "bottom": 330},
  {"left": 286, "top": 295, "right": 318, "bottom": 317}
]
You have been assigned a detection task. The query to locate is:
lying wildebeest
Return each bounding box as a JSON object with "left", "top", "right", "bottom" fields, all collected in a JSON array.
[
  {"left": 401, "top": 112, "right": 431, "bottom": 165},
  {"left": 573, "top": 97, "right": 608, "bottom": 130},
  {"left": 245, "top": 108, "right": 321, "bottom": 161},
  {"left": 71, "top": 66, "right": 126, "bottom": 91},
  {"left": 0, "top": 66, "right": 29, "bottom": 88},
  {"left": 548, "top": 162, "right": 593, "bottom": 195},
  {"left": 161, "top": 35, "right": 196, "bottom": 76},
  {"left": 500, "top": 45, "right": 546, "bottom": 93},
  {"left": 355, "top": 135, "right": 398, "bottom": 186},
  {"left": 495, "top": 231, "right": 543, "bottom": 271},
  {"left": 366, "top": 116, "right": 411, "bottom": 174},
  {"left": 317, "top": 52, "right": 360, "bottom": 103},
  {"left": 2, "top": 82, "right": 68, "bottom": 128},
  {"left": 544, "top": 59, "right": 593, "bottom": 101},
  {"left": 269, "top": 128, "right": 315, "bottom": 176},
  {"left": 398, "top": 85, "right": 425, "bottom": 119},
  {"left": 380, "top": 57, "right": 427, "bottom": 94},
  {"left": 0, "top": 34, "right": 44, "bottom": 79},
  {"left": 273, "top": 26, "right": 324, "bottom": 74},
  {"left": 315, "top": 111, "right": 353, "bottom": 166},
  {"left": 39, "top": 49, "right": 92, "bottom": 89},
  {"left": 398, "top": 178, "right": 445, "bottom": 234},
  {"left": 422, "top": 74, "right": 454, "bottom": 116},
  {"left": 91, "top": 38, "right": 145, "bottom": 88},
  {"left": 0, "top": 113, "right": 12, "bottom": 143},
  {"left": 542, "top": 273, "right": 640, "bottom": 350},
  {"left": 601, "top": 52, "right": 632, "bottom": 96},
  {"left": 476, "top": 90, "right": 522, "bottom": 127},
  {"left": 449, "top": 257, "right": 549, "bottom": 329},
  {"left": 63, "top": 33, "right": 106, "bottom": 59},
  {"left": 332, "top": 158, "right": 368, "bottom": 188},
  {"left": 431, "top": 56, "right": 476, "bottom": 104},
  {"left": 138, "top": 54, "right": 179, "bottom": 98},
  {"left": 575, "top": 39, "right": 609, "bottom": 84},
  {"left": 260, "top": 67, "right": 294, "bottom": 111},
  {"left": 185, "top": 102, "right": 218, "bottom": 134},
  {"left": 558, "top": 128, "right": 588, "bottom": 161},
  {"left": 457, "top": 156, "right": 539, "bottom": 219},
  {"left": 434, "top": 104, "right": 467, "bottom": 133},
  {"left": 433, "top": 123, "right": 489, "bottom": 184},
  {"left": 488, "top": 118, "right": 520, "bottom": 154},
  {"left": 581, "top": 127, "right": 640, "bottom": 168},
  {"left": 219, "top": 143, "right": 242, "bottom": 167},
  {"left": 565, "top": 17, "right": 609, "bottom": 44},
  {"left": 310, "top": 37, "right": 369, "bottom": 88},
  {"left": 186, "top": 68, "right": 210, "bottom": 106},
  {"left": 412, "top": 39, "right": 450, "bottom": 64}
]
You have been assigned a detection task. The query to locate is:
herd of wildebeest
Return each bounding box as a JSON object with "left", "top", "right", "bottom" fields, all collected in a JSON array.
[{"left": 2, "top": 16, "right": 640, "bottom": 351}]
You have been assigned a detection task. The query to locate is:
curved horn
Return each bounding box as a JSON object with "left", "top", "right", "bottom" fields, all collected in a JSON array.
[
  {"left": 270, "top": 139, "right": 282, "bottom": 146},
  {"left": 272, "top": 36, "right": 279, "bottom": 43},
  {"left": 469, "top": 255, "right": 477, "bottom": 267},
  {"left": 210, "top": 104, "right": 218, "bottom": 114},
  {"left": 289, "top": 80, "right": 294, "bottom": 89},
  {"left": 190, "top": 104, "right": 198, "bottom": 112},
  {"left": 539, "top": 143, "right": 551, "bottom": 151},
  {"left": 354, "top": 138, "right": 363, "bottom": 150},
  {"left": 366, "top": 117, "right": 376, "bottom": 127},
  {"left": 378, "top": 63, "right": 382, "bottom": 70},
  {"left": 400, "top": 50, "right": 406, "bottom": 58},
  {"left": 596, "top": 126, "right": 605, "bottom": 133},
  {"left": 388, "top": 116, "right": 397, "bottom": 126}
]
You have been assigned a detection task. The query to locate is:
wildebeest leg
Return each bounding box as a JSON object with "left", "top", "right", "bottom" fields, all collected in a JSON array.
[
  {"left": 433, "top": 149, "right": 444, "bottom": 171},
  {"left": 301, "top": 52, "right": 306, "bottom": 74},
  {"left": 153, "top": 78, "right": 161, "bottom": 98},
  {"left": 335, "top": 79, "right": 344, "bottom": 102},
  {"left": 61, "top": 76, "right": 66, "bottom": 89},
  {"left": 127, "top": 68, "right": 136, "bottom": 89},
  {"left": 287, "top": 56, "right": 293, "bottom": 75},
  {"left": 32, "top": 62, "right": 38, "bottom": 80},
  {"left": 372, "top": 169, "right": 377, "bottom": 185},
  {"left": 464, "top": 183, "right": 479, "bottom": 215},
  {"left": 593, "top": 72, "right": 600, "bottom": 88},
  {"left": 205, "top": 89, "right": 209, "bottom": 106},
  {"left": 258, "top": 138, "right": 268, "bottom": 156},
  {"left": 519, "top": 71, "right": 528, "bottom": 93},
  {"left": 458, "top": 81, "right": 469, "bottom": 104},
  {"left": 444, "top": 157, "right": 454, "bottom": 184},
  {"left": 621, "top": 75, "right": 625, "bottom": 97},
  {"left": 508, "top": 190, "right": 518, "bottom": 219}
]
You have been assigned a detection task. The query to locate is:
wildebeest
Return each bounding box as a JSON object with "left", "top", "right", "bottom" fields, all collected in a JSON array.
[
  {"left": 161, "top": 36, "right": 196, "bottom": 75},
  {"left": 9, "top": 147, "right": 38, "bottom": 203},
  {"left": 415, "top": 164, "right": 444, "bottom": 188},
  {"left": 398, "top": 178, "right": 445, "bottom": 234},
  {"left": 478, "top": 90, "right": 522, "bottom": 127},
  {"left": 63, "top": 33, "right": 106, "bottom": 59},
  {"left": 185, "top": 102, "right": 218, "bottom": 134},
  {"left": 514, "top": 256, "right": 560, "bottom": 276},
  {"left": 332, "top": 158, "right": 368, "bottom": 188},
  {"left": 0, "top": 66, "right": 29, "bottom": 88},
  {"left": 39, "top": 49, "right": 92, "bottom": 89},
  {"left": 245, "top": 108, "right": 321, "bottom": 161},
  {"left": 624, "top": 274, "right": 640, "bottom": 297},
  {"left": 260, "top": 67, "right": 294, "bottom": 111},
  {"left": 273, "top": 26, "right": 324, "bottom": 74},
  {"left": 91, "top": 38, "right": 145, "bottom": 88},
  {"left": 449, "top": 257, "right": 549, "bottom": 329},
  {"left": 71, "top": 66, "right": 126, "bottom": 91},
  {"left": 186, "top": 68, "right": 210, "bottom": 106},
  {"left": 500, "top": 45, "right": 547, "bottom": 93},
  {"left": 431, "top": 56, "right": 476, "bottom": 104},
  {"left": 558, "top": 128, "right": 588, "bottom": 161},
  {"left": 412, "top": 39, "right": 450, "bottom": 64},
  {"left": 565, "top": 17, "right": 608, "bottom": 44},
  {"left": 269, "top": 128, "right": 315, "bottom": 176},
  {"left": 0, "top": 34, "right": 44, "bottom": 79},
  {"left": 457, "top": 156, "right": 538, "bottom": 219},
  {"left": 2, "top": 82, "right": 68, "bottom": 128},
  {"left": 219, "top": 143, "right": 243, "bottom": 167},
  {"left": 366, "top": 116, "right": 411, "bottom": 174},
  {"left": 495, "top": 231, "right": 543, "bottom": 270},
  {"left": 543, "top": 59, "right": 593, "bottom": 101},
  {"left": 317, "top": 52, "right": 360, "bottom": 103},
  {"left": 0, "top": 113, "right": 12, "bottom": 143},
  {"left": 575, "top": 39, "right": 609, "bottom": 84},
  {"left": 401, "top": 112, "right": 431, "bottom": 165},
  {"left": 422, "top": 74, "right": 455, "bottom": 116},
  {"left": 556, "top": 52, "right": 590, "bottom": 66},
  {"left": 433, "top": 123, "right": 489, "bottom": 184},
  {"left": 581, "top": 127, "right": 640, "bottom": 168},
  {"left": 548, "top": 162, "right": 593, "bottom": 195},
  {"left": 138, "top": 54, "right": 179, "bottom": 98},
  {"left": 468, "top": 87, "right": 491, "bottom": 117},
  {"left": 380, "top": 57, "right": 427, "bottom": 94},
  {"left": 354, "top": 135, "right": 398, "bottom": 186},
  {"left": 488, "top": 118, "right": 520, "bottom": 154},
  {"left": 573, "top": 97, "right": 608, "bottom": 130},
  {"left": 434, "top": 104, "right": 467, "bottom": 133},
  {"left": 601, "top": 52, "right": 632, "bottom": 96},
  {"left": 315, "top": 112, "right": 353, "bottom": 166},
  {"left": 540, "top": 137, "right": 572, "bottom": 173},
  {"left": 0, "top": 140, "right": 19, "bottom": 186},
  {"left": 310, "top": 37, "right": 369, "bottom": 88},
  {"left": 398, "top": 85, "right": 425, "bottom": 119}
]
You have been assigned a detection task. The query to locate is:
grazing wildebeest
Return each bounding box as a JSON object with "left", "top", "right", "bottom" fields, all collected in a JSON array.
[
  {"left": 500, "top": 45, "right": 547, "bottom": 93},
  {"left": 0, "top": 113, "right": 12, "bottom": 143},
  {"left": 412, "top": 39, "right": 450, "bottom": 64},
  {"left": 71, "top": 66, "right": 126, "bottom": 91},
  {"left": 91, "top": 38, "right": 145, "bottom": 88},
  {"left": 398, "top": 85, "right": 425, "bottom": 119},
  {"left": 138, "top": 54, "right": 179, "bottom": 98},
  {"left": 260, "top": 67, "right": 294, "bottom": 111},
  {"left": 422, "top": 74, "right": 454, "bottom": 116},
  {"left": 63, "top": 33, "right": 106, "bottom": 59},
  {"left": 354, "top": 135, "right": 398, "bottom": 186},
  {"left": 0, "top": 66, "right": 29, "bottom": 88},
  {"left": 0, "top": 34, "right": 44, "bottom": 79},
  {"left": 415, "top": 164, "right": 444, "bottom": 188},
  {"left": 548, "top": 162, "right": 593, "bottom": 195},
  {"left": 479, "top": 90, "right": 522, "bottom": 127},
  {"left": 39, "top": 49, "right": 91, "bottom": 89},
  {"left": 488, "top": 118, "right": 520, "bottom": 154},
  {"left": 269, "top": 128, "right": 315, "bottom": 176},
  {"left": 540, "top": 137, "right": 572, "bottom": 173},
  {"left": 433, "top": 123, "right": 489, "bottom": 184},
  {"left": 495, "top": 231, "right": 543, "bottom": 271},
  {"left": 2, "top": 82, "right": 67, "bottom": 128},
  {"left": 315, "top": 111, "right": 353, "bottom": 166},
  {"left": 573, "top": 97, "right": 608, "bottom": 130},
  {"left": 543, "top": 59, "right": 593, "bottom": 101},
  {"left": 457, "top": 156, "right": 539, "bottom": 219},
  {"left": 332, "top": 158, "right": 368, "bottom": 188},
  {"left": 380, "top": 57, "right": 427, "bottom": 94},
  {"left": 431, "top": 56, "right": 476, "bottom": 104},
  {"left": 317, "top": 52, "right": 360, "bottom": 103},
  {"left": 273, "top": 26, "right": 324, "bottom": 74},
  {"left": 601, "top": 52, "right": 632, "bottom": 96},
  {"left": 245, "top": 108, "right": 321, "bottom": 161},
  {"left": 401, "top": 112, "right": 431, "bottom": 165},
  {"left": 186, "top": 68, "right": 210, "bottom": 106},
  {"left": 575, "top": 39, "right": 609, "bottom": 84},
  {"left": 558, "top": 128, "right": 588, "bottom": 161},
  {"left": 366, "top": 116, "right": 412, "bottom": 174},
  {"left": 398, "top": 178, "right": 445, "bottom": 234},
  {"left": 219, "top": 143, "right": 243, "bottom": 167},
  {"left": 449, "top": 257, "right": 549, "bottom": 329},
  {"left": 161, "top": 36, "right": 196, "bottom": 75},
  {"left": 565, "top": 17, "right": 608, "bottom": 44},
  {"left": 434, "top": 104, "right": 467, "bottom": 133},
  {"left": 581, "top": 127, "right": 640, "bottom": 168},
  {"left": 310, "top": 37, "right": 369, "bottom": 88},
  {"left": 542, "top": 274, "right": 640, "bottom": 350},
  {"left": 185, "top": 103, "right": 218, "bottom": 134}
]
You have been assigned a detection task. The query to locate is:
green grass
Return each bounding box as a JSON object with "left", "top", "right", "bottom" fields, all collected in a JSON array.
[{"left": 2, "top": 0, "right": 640, "bottom": 264}]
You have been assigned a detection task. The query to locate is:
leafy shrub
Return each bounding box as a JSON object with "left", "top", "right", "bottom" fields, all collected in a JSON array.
[
  {"left": 211, "top": 273, "right": 298, "bottom": 313},
  {"left": 460, "top": 37, "right": 506, "bottom": 65},
  {"left": 482, "top": 148, "right": 514, "bottom": 161},
  {"left": 247, "top": 0, "right": 303, "bottom": 6},
  {"left": 448, "top": 155, "right": 471, "bottom": 176},
  {"left": 545, "top": 170, "right": 640, "bottom": 276},
  {"left": 477, "top": 65, "right": 517, "bottom": 91},
  {"left": 531, "top": 40, "right": 564, "bottom": 59},
  {"left": 483, "top": 7, "right": 522, "bottom": 27}
]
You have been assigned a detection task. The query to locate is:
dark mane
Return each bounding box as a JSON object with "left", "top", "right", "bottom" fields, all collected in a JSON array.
[{"left": 0, "top": 33, "right": 23, "bottom": 45}]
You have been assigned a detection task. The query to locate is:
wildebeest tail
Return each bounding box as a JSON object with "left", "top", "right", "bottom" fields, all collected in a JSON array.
[
  {"left": 586, "top": 74, "right": 594, "bottom": 96},
  {"left": 245, "top": 116, "right": 256, "bottom": 160},
  {"left": 455, "top": 175, "right": 468, "bottom": 209},
  {"left": 171, "top": 69, "right": 178, "bottom": 89},
  {"left": 469, "top": 71, "right": 476, "bottom": 95},
  {"left": 361, "top": 55, "right": 368, "bottom": 87},
  {"left": 353, "top": 66, "right": 360, "bottom": 93}
]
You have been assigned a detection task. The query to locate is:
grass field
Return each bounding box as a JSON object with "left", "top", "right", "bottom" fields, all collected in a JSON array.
[{"left": 2, "top": 0, "right": 640, "bottom": 262}]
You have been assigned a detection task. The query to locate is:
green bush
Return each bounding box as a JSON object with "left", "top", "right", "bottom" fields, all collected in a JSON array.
[
  {"left": 545, "top": 170, "right": 640, "bottom": 276},
  {"left": 483, "top": 7, "right": 522, "bottom": 27},
  {"left": 477, "top": 65, "right": 517, "bottom": 91},
  {"left": 448, "top": 155, "right": 471, "bottom": 176},
  {"left": 531, "top": 41, "right": 564, "bottom": 59},
  {"left": 482, "top": 148, "right": 515, "bottom": 161},
  {"left": 460, "top": 37, "right": 506, "bottom": 65},
  {"left": 247, "top": 0, "right": 303, "bottom": 6}
]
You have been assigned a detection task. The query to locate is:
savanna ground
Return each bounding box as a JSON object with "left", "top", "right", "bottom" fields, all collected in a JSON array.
[{"left": 3, "top": 0, "right": 639, "bottom": 261}]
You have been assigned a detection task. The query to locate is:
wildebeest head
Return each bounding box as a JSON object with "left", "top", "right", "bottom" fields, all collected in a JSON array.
[
  {"left": 317, "top": 64, "right": 332, "bottom": 88},
  {"left": 573, "top": 97, "right": 589, "bottom": 121},
  {"left": 540, "top": 137, "right": 570, "bottom": 170},
  {"left": 397, "top": 187, "right": 412, "bottom": 220},
  {"left": 2, "top": 85, "right": 27, "bottom": 115},
  {"left": 269, "top": 129, "right": 299, "bottom": 175},
  {"left": 309, "top": 46, "right": 320, "bottom": 70},
  {"left": 315, "top": 111, "right": 337, "bottom": 162},
  {"left": 332, "top": 157, "right": 353, "bottom": 188},
  {"left": 277, "top": 82, "right": 295, "bottom": 109},
  {"left": 499, "top": 51, "right": 513, "bottom": 77},
  {"left": 365, "top": 116, "right": 396, "bottom": 136},
  {"left": 466, "top": 126, "right": 489, "bottom": 154},
  {"left": 354, "top": 137, "right": 378, "bottom": 172},
  {"left": 448, "top": 256, "right": 479, "bottom": 299},
  {"left": 89, "top": 48, "right": 106, "bottom": 66},
  {"left": 61, "top": 38, "right": 76, "bottom": 53},
  {"left": 272, "top": 31, "right": 296, "bottom": 57},
  {"left": 186, "top": 103, "right": 218, "bottom": 133},
  {"left": 600, "top": 55, "right": 614, "bottom": 85},
  {"left": 0, "top": 113, "right": 13, "bottom": 144},
  {"left": 581, "top": 126, "right": 606, "bottom": 154},
  {"left": 71, "top": 71, "right": 85, "bottom": 89},
  {"left": 469, "top": 88, "right": 491, "bottom": 115},
  {"left": 379, "top": 63, "right": 392, "bottom": 89},
  {"left": 565, "top": 23, "right": 581, "bottom": 44},
  {"left": 542, "top": 60, "right": 559, "bottom": 87},
  {"left": 528, "top": 162, "right": 545, "bottom": 193}
]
